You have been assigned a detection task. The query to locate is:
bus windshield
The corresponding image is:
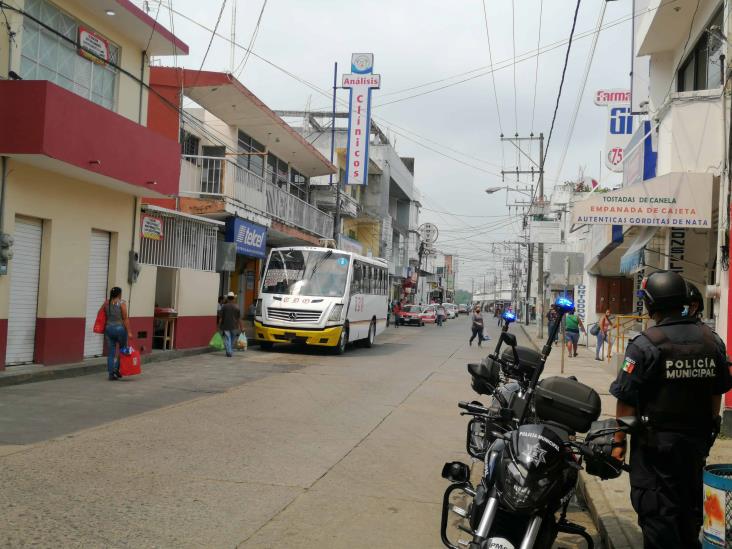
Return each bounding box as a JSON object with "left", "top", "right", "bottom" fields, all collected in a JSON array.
[{"left": 262, "top": 249, "right": 351, "bottom": 297}]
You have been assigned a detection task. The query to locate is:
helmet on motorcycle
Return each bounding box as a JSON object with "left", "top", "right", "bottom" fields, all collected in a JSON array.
[
  {"left": 687, "top": 282, "right": 704, "bottom": 316},
  {"left": 638, "top": 271, "right": 688, "bottom": 315}
]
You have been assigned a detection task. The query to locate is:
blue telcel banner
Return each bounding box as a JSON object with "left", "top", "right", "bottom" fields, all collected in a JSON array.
[{"left": 225, "top": 218, "right": 267, "bottom": 258}]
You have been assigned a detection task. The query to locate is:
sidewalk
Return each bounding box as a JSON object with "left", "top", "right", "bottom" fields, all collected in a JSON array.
[
  {"left": 518, "top": 323, "right": 732, "bottom": 549},
  {"left": 0, "top": 347, "right": 213, "bottom": 388}
]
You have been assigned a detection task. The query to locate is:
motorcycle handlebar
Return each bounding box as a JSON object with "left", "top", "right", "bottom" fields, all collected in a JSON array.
[{"left": 458, "top": 401, "right": 490, "bottom": 414}]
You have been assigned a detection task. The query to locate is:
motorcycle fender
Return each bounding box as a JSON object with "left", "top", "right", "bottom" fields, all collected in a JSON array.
[{"left": 486, "top": 538, "right": 515, "bottom": 549}]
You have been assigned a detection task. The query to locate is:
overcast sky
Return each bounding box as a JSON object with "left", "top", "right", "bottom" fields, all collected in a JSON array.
[{"left": 142, "top": 0, "right": 635, "bottom": 288}]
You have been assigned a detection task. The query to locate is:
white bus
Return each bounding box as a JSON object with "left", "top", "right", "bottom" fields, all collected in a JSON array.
[{"left": 254, "top": 246, "right": 389, "bottom": 354}]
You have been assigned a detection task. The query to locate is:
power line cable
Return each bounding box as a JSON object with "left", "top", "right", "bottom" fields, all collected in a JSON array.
[
  {"left": 542, "top": 0, "right": 582, "bottom": 169},
  {"left": 511, "top": 0, "right": 518, "bottom": 134},
  {"left": 233, "top": 0, "right": 268, "bottom": 78},
  {"left": 529, "top": 0, "right": 544, "bottom": 156},
  {"left": 190, "top": 0, "right": 228, "bottom": 88},
  {"left": 481, "top": 0, "right": 504, "bottom": 136},
  {"left": 552, "top": 1, "right": 606, "bottom": 184}
]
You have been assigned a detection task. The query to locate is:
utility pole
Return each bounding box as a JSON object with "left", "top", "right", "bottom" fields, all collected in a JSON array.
[
  {"left": 499, "top": 133, "right": 545, "bottom": 332},
  {"left": 537, "top": 133, "right": 545, "bottom": 338}
]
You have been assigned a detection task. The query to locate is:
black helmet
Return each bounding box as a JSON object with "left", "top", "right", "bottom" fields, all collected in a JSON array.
[
  {"left": 639, "top": 271, "right": 688, "bottom": 314},
  {"left": 687, "top": 282, "right": 704, "bottom": 315}
]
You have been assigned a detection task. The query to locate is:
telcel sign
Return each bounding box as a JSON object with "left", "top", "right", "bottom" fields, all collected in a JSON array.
[
  {"left": 342, "top": 53, "right": 380, "bottom": 185},
  {"left": 225, "top": 218, "right": 267, "bottom": 258}
]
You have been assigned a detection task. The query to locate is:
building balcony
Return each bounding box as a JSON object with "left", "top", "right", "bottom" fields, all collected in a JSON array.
[
  {"left": 180, "top": 155, "right": 334, "bottom": 239},
  {"left": 635, "top": 0, "right": 716, "bottom": 56},
  {"left": 311, "top": 187, "right": 359, "bottom": 217},
  {"left": 656, "top": 91, "right": 724, "bottom": 175},
  {"left": 0, "top": 80, "right": 180, "bottom": 195}
]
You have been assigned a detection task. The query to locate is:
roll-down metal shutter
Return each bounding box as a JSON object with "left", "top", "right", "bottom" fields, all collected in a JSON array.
[
  {"left": 6, "top": 217, "right": 42, "bottom": 365},
  {"left": 83, "top": 230, "right": 110, "bottom": 357}
]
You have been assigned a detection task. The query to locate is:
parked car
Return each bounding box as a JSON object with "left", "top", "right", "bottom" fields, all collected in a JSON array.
[
  {"left": 420, "top": 305, "right": 437, "bottom": 324},
  {"left": 398, "top": 304, "right": 425, "bottom": 326},
  {"left": 458, "top": 304, "right": 469, "bottom": 315},
  {"left": 442, "top": 303, "right": 458, "bottom": 319}
]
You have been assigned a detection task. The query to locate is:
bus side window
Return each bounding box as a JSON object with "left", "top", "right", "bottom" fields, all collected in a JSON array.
[
  {"left": 380, "top": 268, "right": 385, "bottom": 295},
  {"left": 351, "top": 262, "right": 362, "bottom": 294}
]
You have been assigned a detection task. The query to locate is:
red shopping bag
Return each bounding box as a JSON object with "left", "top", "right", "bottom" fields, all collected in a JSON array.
[
  {"left": 119, "top": 346, "right": 142, "bottom": 377},
  {"left": 93, "top": 304, "right": 106, "bottom": 334}
]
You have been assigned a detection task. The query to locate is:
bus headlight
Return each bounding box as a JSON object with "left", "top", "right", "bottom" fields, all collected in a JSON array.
[
  {"left": 328, "top": 304, "right": 343, "bottom": 322},
  {"left": 255, "top": 299, "right": 262, "bottom": 317}
]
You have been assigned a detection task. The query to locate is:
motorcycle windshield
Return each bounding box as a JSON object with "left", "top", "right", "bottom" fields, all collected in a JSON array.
[{"left": 510, "top": 424, "right": 564, "bottom": 474}]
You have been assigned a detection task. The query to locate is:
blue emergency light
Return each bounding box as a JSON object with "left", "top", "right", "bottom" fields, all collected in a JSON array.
[
  {"left": 502, "top": 310, "right": 517, "bottom": 323},
  {"left": 555, "top": 296, "right": 575, "bottom": 313}
]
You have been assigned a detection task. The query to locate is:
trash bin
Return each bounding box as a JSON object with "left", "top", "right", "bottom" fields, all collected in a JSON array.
[{"left": 703, "top": 464, "right": 732, "bottom": 548}]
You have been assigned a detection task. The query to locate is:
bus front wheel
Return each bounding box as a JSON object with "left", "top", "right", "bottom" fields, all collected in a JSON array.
[{"left": 334, "top": 327, "right": 348, "bottom": 355}]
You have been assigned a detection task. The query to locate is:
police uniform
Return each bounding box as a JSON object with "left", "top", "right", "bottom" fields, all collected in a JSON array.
[{"left": 610, "top": 316, "right": 731, "bottom": 549}]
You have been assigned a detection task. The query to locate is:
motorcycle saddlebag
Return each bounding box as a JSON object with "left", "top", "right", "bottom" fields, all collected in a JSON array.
[
  {"left": 534, "top": 376, "right": 601, "bottom": 433},
  {"left": 468, "top": 358, "right": 501, "bottom": 395},
  {"left": 500, "top": 346, "right": 541, "bottom": 379}
]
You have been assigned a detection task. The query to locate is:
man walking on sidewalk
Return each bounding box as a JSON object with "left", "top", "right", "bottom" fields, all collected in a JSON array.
[
  {"left": 219, "top": 292, "right": 243, "bottom": 358},
  {"left": 609, "top": 271, "right": 732, "bottom": 549}
]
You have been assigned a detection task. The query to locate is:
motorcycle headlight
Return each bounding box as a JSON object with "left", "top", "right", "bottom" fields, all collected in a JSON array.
[
  {"left": 328, "top": 304, "right": 343, "bottom": 321},
  {"left": 255, "top": 299, "right": 262, "bottom": 316}
]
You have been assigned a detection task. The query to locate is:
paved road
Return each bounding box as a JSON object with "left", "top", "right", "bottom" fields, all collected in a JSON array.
[{"left": 0, "top": 316, "right": 597, "bottom": 548}]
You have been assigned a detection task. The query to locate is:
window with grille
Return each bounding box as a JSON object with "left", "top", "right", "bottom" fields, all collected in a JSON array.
[
  {"left": 180, "top": 129, "right": 200, "bottom": 157},
  {"left": 237, "top": 130, "right": 266, "bottom": 176},
  {"left": 20, "top": 0, "right": 120, "bottom": 111},
  {"left": 139, "top": 212, "right": 218, "bottom": 272}
]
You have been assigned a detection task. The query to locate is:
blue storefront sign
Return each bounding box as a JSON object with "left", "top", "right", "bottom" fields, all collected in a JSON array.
[{"left": 225, "top": 218, "right": 267, "bottom": 258}]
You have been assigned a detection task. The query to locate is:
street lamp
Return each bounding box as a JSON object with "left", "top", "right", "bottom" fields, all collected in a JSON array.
[{"left": 485, "top": 186, "right": 533, "bottom": 198}]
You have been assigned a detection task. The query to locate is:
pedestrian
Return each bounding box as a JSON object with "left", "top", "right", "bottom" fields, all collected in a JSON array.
[
  {"left": 496, "top": 306, "right": 503, "bottom": 327},
  {"left": 393, "top": 300, "right": 402, "bottom": 328},
  {"left": 103, "top": 286, "right": 133, "bottom": 381},
  {"left": 216, "top": 295, "right": 224, "bottom": 326},
  {"left": 547, "top": 305, "right": 559, "bottom": 345},
  {"left": 609, "top": 270, "right": 731, "bottom": 549},
  {"left": 219, "top": 291, "right": 243, "bottom": 358},
  {"left": 436, "top": 303, "right": 446, "bottom": 327},
  {"left": 386, "top": 301, "right": 391, "bottom": 327},
  {"left": 469, "top": 306, "right": 484, "bottom": 346},
  {"left": 595, "top": 309, "right": 614, "bottom": 361},
  {"left": 564, "top": 308, "right": 585, "bottom": 357}
]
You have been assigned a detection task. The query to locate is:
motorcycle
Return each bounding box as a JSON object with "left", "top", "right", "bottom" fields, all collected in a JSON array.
[{"left": 441, "top": 298, "right": 634, "bottom": 549}]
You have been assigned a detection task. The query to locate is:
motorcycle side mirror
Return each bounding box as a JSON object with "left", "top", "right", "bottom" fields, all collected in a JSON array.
[
  {"left": 617, "top": 416, "right": 641, "bottom": 433},
  {"left": 502, "top": 333, "right": 517, "bottom": 347},
  {"left": 441, "top": 461, "right": 471, "bottom": 483}
]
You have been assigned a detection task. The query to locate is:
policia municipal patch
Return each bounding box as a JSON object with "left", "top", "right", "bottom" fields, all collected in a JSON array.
[{"left": 665, "top": 357, "right": 717, "bottom": 379}]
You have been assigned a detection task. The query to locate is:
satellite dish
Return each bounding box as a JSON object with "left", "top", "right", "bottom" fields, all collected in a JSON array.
[{"left": 419, "top": 223, "right": 439, "bottom": 244}]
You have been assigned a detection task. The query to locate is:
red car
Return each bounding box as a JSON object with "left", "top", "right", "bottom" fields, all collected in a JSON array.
[
  {"left": 420, "top": 305, "right": 437, "bottom": 324},
  {"left": 398, "top": 305, "right": 425, "bottom": 326}
]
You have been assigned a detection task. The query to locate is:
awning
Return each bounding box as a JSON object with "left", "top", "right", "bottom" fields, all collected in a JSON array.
[{"left": 620, "top": 226, "right": 658, "bottom": 274}]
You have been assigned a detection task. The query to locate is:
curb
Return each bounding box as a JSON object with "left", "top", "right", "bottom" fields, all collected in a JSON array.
[{"left": 0, "top": 347, "right": 214, "bottom": 388}]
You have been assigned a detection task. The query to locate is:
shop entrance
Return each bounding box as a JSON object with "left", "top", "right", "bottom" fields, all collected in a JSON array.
[
  {"left": 153, "top": 267, "right": 178, "bottom": 350},
  {"left": 229, "top": 256, "right": 259, "bottom": 322}
]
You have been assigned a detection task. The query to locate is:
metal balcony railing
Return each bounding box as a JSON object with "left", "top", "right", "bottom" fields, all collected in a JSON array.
[{"left": 180, "top": 155, "right": 334, "bottom": 238}]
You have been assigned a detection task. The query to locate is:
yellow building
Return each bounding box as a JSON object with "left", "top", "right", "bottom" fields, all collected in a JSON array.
[{"left": 0, "top": 0, "right": 194, "bottom": 368}]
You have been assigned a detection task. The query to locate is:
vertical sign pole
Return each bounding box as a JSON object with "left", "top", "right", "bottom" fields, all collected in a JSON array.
[{"left": 331, "top": 61, "right": 339, "bottom": 242}]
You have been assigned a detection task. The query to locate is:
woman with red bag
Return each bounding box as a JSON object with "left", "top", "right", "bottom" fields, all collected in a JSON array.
[{"left": 101, "top": 287, "right": 133, "bottom": 381}]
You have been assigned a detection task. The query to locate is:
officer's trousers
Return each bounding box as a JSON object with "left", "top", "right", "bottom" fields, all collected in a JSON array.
[{"left": 629, "top": 433, "right": 708, "bottom": 549}]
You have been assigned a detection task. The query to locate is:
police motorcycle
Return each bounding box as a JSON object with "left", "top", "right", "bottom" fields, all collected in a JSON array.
[
  {"left": 440, "top": 298, "right": 635, "bottom": 549},
  {"left": 462, "top": 310, "right": 540, "bottom": 460}
]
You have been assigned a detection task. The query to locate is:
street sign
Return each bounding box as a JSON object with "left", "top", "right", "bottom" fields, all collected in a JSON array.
[
  {"left": 419, "top": 223, "right": 439, "bottom": 244},
  {"left": 529, "top": 221, "right": 561, "bottom": 244},
  {"left": 548, "top": 251, "right": 585, "bottom": 286}
]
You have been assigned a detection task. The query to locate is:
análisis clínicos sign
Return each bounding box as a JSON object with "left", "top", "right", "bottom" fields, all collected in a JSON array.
[{"left": 342, "top": 53, "right": 380, "bottom": 185}]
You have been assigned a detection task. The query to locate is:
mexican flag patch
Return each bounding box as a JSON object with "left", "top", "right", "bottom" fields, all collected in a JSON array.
[{"left": 622, "top": 358, "right": 636, "bottom": 374}]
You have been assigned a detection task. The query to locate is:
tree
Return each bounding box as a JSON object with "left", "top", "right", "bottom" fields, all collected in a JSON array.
[{"left": 455, "top": 289, "right": 472, "bottom": 304}]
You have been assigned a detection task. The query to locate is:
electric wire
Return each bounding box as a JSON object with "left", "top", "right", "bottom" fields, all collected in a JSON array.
[
  {"left": 529, "top": 0, "right": 543, "bottom": 156},
  {"left": 552, "top": 1, "right": 606, "bottom": 184},
  {"left": 481, "top": 0, "right": 503, "bottom": 136},
  {"left": 511, "top": 0, "right": 518, "bottom": 135},
  {"left": 233, "top": 0, "right": 268, "bottom": 78},
  {"left": 190, "top": 0, "right": 228, "bottom": 88}
]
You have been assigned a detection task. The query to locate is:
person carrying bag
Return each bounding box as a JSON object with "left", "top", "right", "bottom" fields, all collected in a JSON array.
[
  {"left": 99, "top": 286, "right": 133, "bottom": 381},
  {"left": 469, "top": 307, "right": 484, "bottom": 347}
]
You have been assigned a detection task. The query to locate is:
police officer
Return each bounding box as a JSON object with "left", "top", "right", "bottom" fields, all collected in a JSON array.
[
  {"left": 687, "top": 282, "right": 704, "bottom": 320},
  {"left": 609, "top": 270, "right": 731, "bottom": 549}
]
